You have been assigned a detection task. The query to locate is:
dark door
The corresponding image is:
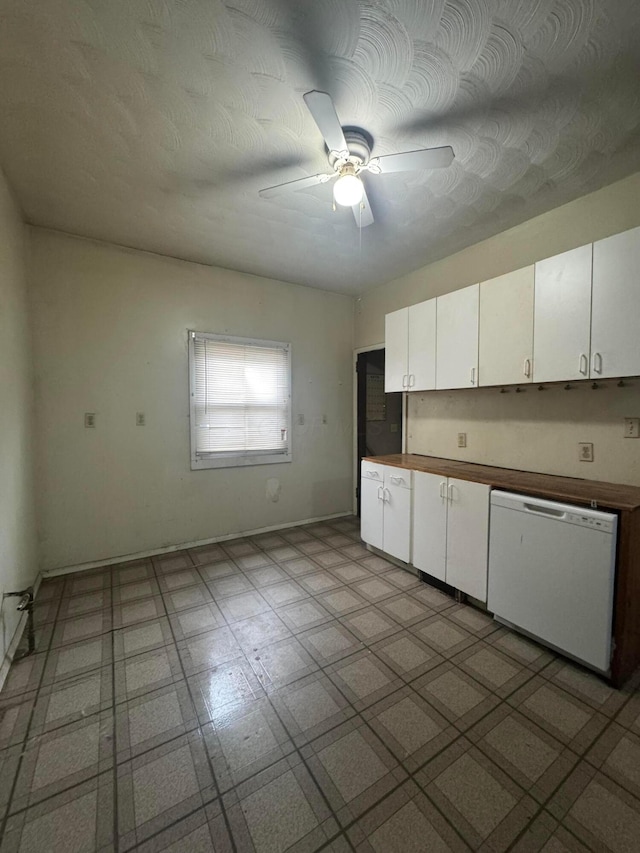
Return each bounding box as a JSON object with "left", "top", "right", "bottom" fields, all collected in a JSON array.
[{"left": 356, "top": 349, "right": 403, "bottom": 515}]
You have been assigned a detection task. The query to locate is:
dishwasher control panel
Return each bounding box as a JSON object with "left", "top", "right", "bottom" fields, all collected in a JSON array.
[{"left": 566, "top": 512, "right": 616, "bottom": 533}]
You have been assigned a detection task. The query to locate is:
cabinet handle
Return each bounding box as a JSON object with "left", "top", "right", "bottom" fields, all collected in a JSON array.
[
  {"left": 579, "top": 353, "right": 588, "bottom": 376},
  {"left": 470, "top": 366, "right": 476, "bottom": 385},
  {"left": 439, "top": 481, "right": 446, "bottom": 501},
  {"left": 367, "top": 470, "right": 380, "bottom": 479},
  {"left": 523, "top": 358, "right": 531, "bottom": 378},
  {"left": 389, "top": 475, "right": 404, "bottom": 484},
  {"left": 592, "top": 352, "right": 603, "bottom": 374},
  {"left": 408, "top": 374, "right": 415, "bottom": 387},
  {"left": 448, "top": 483, "right": 454, "bottom": 502},
  {"left": 383, "top": 488, "right": 390, "bottom": 503},
  {"left": 401, "top": 374, "right": 408, "bottom": 388},
  {"left": 377, "top": 486, "right": 384, "bottom": 501}
]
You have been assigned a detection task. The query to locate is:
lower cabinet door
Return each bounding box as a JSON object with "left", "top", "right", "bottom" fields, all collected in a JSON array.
[
  {"left": 445, "top": 478, "right": 490, "bottom": 601},
  {"left": 361, "top": 476, "right": 384, "bottom": 550},
  {"left": 412, "top": 471, "right": 447, "bottom": 582},
  {"left": 383, "top": 482, "right": 412, "bottom": 562}
]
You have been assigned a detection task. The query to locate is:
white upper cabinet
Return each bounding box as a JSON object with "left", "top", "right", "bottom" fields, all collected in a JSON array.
[
  {"left": 591, "top": 225, "right": 640, "bottom": 380},
  {"left": 479, "top": 267, "right": 534, "bottom": 387},
  {"left": 408, "top": 298, "right": 436, "bottom": 391},
  {"left": 385, "top": 299, "right": 437, "bottom": 392},
  {"left": 533, "top": 245, "right": 592, "bottom": 383},
  {"left": 385, "top": 307, "right": 409, "bottom": 392},
  {"left": 436, "top": 284, "right": 479, "bottom": 390}
]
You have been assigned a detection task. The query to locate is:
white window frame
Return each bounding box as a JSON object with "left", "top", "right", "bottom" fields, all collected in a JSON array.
[{"left": 188, "top": 330, "right": 292, "bottom": 470}]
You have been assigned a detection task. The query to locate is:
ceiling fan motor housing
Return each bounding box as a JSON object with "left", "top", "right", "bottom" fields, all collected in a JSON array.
[{"left": 328, "top": 129, "right": 372, "bottom": 171}]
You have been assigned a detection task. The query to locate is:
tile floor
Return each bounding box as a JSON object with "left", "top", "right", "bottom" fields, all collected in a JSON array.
[{"left": 1, "top": 516, "right": 640, "bottom": 851}]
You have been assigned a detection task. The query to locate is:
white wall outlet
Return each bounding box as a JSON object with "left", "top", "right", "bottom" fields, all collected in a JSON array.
[
  {"left": 624, "top": 417, "right": 640, "bottom": 438},
  {"left": 136, "top": 412, "right": 145, "bottom": 426},
  {"left": 84, "top": 412, "right": 96, "bottom": 428},
  {"left": 457, "top": 432, "right": 467, "bottom": 448},
  {"left": 296, "top": 414, "right": 304, "bottom": 426},
  {"left": 579, "top": 442, "right": 594, "bottom": 462}
]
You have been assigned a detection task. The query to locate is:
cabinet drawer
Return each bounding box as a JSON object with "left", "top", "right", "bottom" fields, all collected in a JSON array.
[
  {"left": 384, "top": 466, "right": 412, "bottom": 490},
  {"left": 361, "top": 461, "right": 385, "bottom": 482}
]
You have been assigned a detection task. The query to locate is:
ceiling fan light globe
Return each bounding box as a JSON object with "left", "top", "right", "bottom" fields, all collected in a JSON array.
[{"left": 333, "top": 174, "right": 364, "bottom": 207}]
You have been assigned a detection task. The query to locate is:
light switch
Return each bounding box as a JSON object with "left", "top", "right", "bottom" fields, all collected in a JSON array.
[
  {"left": 84, "top": 413, "right": 96, "bottom": 428},
  {"left": 136, "top": 412, "right": 146, "bottom": 426}
]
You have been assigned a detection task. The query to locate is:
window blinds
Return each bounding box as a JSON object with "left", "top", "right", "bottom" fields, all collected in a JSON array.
[{"left": 191, "top": 333, "right": 291, "bottom": 463}]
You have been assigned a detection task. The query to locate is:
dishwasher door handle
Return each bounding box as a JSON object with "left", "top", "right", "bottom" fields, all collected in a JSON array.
[{"left": 523, "top": 502, "right": 567, "bottom": 519}]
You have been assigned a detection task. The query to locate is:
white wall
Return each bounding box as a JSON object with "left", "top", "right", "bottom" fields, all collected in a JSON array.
[
  {"left": 0, "top": 170, "right": 37, "bottom": 667},
  {"left": 355, "top": 171, "right": 640, "bottom": 486},
  {"left": 29, "top": 229, "right": 354, "bottom": 572}
]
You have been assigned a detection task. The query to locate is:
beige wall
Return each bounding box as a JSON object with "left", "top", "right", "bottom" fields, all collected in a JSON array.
[
  {"left": 356, "top": 171, "right": 640, "bottom": 486},
  {"left": 29, "top": 229, "right": 354, "bottom": 572},
  {"left": 0, "top": 171, "right": 37, "bottom": 666}
]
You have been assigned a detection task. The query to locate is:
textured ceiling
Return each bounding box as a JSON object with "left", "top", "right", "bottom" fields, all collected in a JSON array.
[{"left": 0, "top": 0, "right": 639, "bottom": 294}]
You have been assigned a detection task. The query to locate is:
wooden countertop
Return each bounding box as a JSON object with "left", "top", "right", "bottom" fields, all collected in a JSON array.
[{"left": 363, "top": 454, "right": 640, "bottom": 512}]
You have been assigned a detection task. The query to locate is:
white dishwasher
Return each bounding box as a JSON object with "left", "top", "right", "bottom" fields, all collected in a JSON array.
[{"left": 488, "top": 491, "right": 617, "bottom": 673}]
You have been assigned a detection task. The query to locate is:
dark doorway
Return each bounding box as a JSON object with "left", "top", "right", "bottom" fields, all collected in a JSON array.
[{"left": 356, "top": 349, "right": 403, "bottom": 515}]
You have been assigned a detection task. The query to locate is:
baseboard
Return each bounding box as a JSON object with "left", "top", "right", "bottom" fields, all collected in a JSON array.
[
  {"left": 42, "top": 510, "right": 355, "bottom": 579},
  {"left": 0, "top": 572, "right": 42, "bottom": 693}
]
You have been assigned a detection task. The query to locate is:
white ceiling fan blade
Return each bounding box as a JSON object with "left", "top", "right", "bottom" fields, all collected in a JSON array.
[
  {"left": 352, "top": 183, "right": 374, "bottom": 228},
  {"left": 259, "top": 172, "right": 334, "bottom": 199},
  {"left": 374, "top": 146, "right": 455, "bottom": 173},
  {"left": 303, "top": 90, "right": 348, "bottom": 154}
]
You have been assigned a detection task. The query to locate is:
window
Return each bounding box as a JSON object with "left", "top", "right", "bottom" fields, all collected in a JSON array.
[{"left": 189, "top": 331, "right": 292, "bottom": 469}]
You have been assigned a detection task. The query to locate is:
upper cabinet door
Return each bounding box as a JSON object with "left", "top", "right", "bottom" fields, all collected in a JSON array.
[
  {"left": 479, "top": 267, "right": 534, "bottom": 387},
  {"left": 436, "top": 284, "right": 479, "bottom": 390},
  {"left": 591, "top": 226, "right": 640, "bottom": 379},
  {"left": 534, "top": 245, "right": 592, "bottom": 383},
  {"left": 385, "top": 307, "right": 409, "bottom": 392},
  {"left": 408, "top": 298, "right": 436, "bottom": 391}
]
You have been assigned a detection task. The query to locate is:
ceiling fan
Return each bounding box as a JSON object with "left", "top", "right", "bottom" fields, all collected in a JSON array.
[{"left": 259, "top": 90, "right": 455, "bottom": 228}]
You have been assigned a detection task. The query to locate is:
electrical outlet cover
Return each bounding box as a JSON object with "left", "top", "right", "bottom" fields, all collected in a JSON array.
[
  {"left": 624, "top": 417, "right": 640, "bottom": 438},
  {"left": 578, "top": 442, "right": 594, "bottom": 462},
  {"left": 457, "top": 432, "right": 467, "bottom": 448},
  {"left": 84, "top": 412, "right": 96, "bottom": 428}
]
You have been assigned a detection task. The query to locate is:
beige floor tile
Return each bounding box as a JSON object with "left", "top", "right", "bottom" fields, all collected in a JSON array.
[
  {"left": 205, "top": 698, "right": 294, "bottom": 790},
  {"left": 420, "top": 740, "right": 537, "bottom": 850},
  {"left": 326, "top": 650, "right": 400, "bottom": 710},
  {"left": 414, "top": 662, "right": 500, "bottom": 730},
  {"left": 1, "top": 774, "right": 113, "bottom": 853},
  {"left": 302, "top": 719, "right": 406, "bottom": 826},
  {"left": 225, "top": 759, "right": 335, "bottom": 853},
  {"left": 188, "top": 657, "right": 265, "bottom": 723},
  {"left": 349, "top": 781, "right": 469, "bottom": 852},
  {"left": 340, "top": 606, "right": 401, "bottom": 644},
  {"left": 508, "top": 675, "right": 609, "bottom": 753},
  {"left": 548, "top": 764, "right": 640, "bottom": 853},
  {"left": 229, "top": 609, "right": 292, "bottom": 652},
  {"left": 117, "top": 730, "right": 215, "bottom": 849},
  {"left": 299, "top": 621, "right": 364, "bottom": 666},
  {"left": 363, "top": 686, "right": 456, "bottom": 772},
  {"left": 270, "top": 672, "right": 356, "bottom": 746},
  {"left": 277, "top": 599, "right": 333, "bottom": 633},
  {"left": 370, "top": 630, "right": 443, "bottom": 681}
]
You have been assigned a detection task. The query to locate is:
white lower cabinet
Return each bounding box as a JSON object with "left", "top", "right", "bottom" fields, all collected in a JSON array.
[
  {"left": 412, "top": 472, "right": 490, "bottom": 602},
  {"left": 361, "top": 462, "right": 412, "bottom": 563}
]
